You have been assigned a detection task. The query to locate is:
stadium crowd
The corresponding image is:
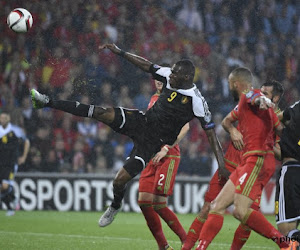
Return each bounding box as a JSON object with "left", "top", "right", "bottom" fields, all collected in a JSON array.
[{"left": 0, "top": 0, "right": 299, "bottom": 176}]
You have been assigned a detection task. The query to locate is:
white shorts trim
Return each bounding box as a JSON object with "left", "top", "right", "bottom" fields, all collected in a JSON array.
[
  {"left": 278, "top": 165, "right": 287, "bottom": 222},
  {"left": 276, "top": 215, "right": 300, "bottom": 225},
  {"left": 134, "top": 156, "right": 146, "bottom": 169},
  {"left": 119, "top": 107, "right": 126, "bottom": 129}
]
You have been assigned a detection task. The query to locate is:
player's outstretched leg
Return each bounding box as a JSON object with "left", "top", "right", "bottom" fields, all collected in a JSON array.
[
  {"left": 31, "top": 89, "right": 50, "bottom": 108},
  {"left": 30, "top": 89, "right": 115, "bottom": 125}
]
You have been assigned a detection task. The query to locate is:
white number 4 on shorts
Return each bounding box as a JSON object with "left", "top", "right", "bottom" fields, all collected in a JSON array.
[{"left": 239, "top": 173, "right": 248, "bottom": 185}]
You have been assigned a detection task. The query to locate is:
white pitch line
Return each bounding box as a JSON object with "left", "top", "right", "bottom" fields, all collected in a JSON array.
[{"left": 0, "top": 231, "right": 275, "bottom": 249}]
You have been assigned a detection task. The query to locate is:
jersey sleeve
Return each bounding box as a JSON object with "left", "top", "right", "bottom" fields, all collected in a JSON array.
[
  {"left": 230, "top": 105, "right": 239, "bottom": 121},
  {"left": 243, "top": 89, "right": 262, "bottom": 105},
  {"left": 271, "top": 109, "right": 280, "bottom": 128},
  {"left": 149, "top": 64, "right": 171, "bottom": 85},
  {"left": 192, "top": 89, "right": 215, "bottom": 130}
]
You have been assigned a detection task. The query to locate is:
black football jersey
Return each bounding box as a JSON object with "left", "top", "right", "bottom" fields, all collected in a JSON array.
[
  {"left": 145, "top": 64, "right": 215, "bottom": 145},
  {"left": 280, "top": 100, "right": 300, "bottom": 161},
  {"left": 0, "top": 123, "right": 20, "bottom": 167}
]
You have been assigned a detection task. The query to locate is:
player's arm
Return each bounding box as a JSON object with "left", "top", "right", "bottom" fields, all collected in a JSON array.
[
  {"left": 204, "top": 128, "right": 230, "bottom": 179},
  {"left": 18, "top": 138, "right": 30, "bottom": 165},
  {"left": 222, "top": 111, "right": 244, "bottom": 151},
  {"left": 99, "top": 43, "right": 152, "bottom": 72},
  {"left": 273, "top": 142, "right": 281, "bottom": 161},
  {"left": 152, "top": 123, "right": 190, "bottom": 164},
  {"left": 244, "top": 89, "right": 275, "bottom": 110}
]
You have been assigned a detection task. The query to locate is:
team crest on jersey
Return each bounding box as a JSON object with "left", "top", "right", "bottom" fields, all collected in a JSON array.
[
  {"left": 2, "top": 135, "right": 7, "bottom": 144},
  {"left": 181, "top": 96, "right": 189, "bottom": 104},
  {"left": 245, "top": 90, "right": 254, "bottom": 98}
]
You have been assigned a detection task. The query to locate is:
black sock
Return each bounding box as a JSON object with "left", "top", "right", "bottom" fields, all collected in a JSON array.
[
  {"left": 1, "top": 186, "right": 14, "bottom": 210},
  {"left": 7, "top": 185, "right": 15, "bottom": 201},
  {"left": 111, "top": 184, "right": 127, "bottom": 210},
  {"left": 48, "top": 100, "right": 95, "bottom": 118}
]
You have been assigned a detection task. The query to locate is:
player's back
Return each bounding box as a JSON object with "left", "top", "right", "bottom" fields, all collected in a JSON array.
[{"left": 232, "top": 89, "right": 279, "bottom": 157}]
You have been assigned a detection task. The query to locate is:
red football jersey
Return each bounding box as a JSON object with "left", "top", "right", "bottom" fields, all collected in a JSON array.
[
  {"left": 230, "top": 89, "right": 280, "bottom": 157},
  {"left": 224, "top": 138, "right": 241, "bottom": 169},
  {"left": 148, "top": 93, "right": 180, "bottom": 155}
]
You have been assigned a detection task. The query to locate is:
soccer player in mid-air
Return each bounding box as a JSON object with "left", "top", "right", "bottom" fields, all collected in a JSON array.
[
  {"left": 195, "top": 67, "right": 289, "bottom": 249},
  {"left": 274, "top": 100, "right": 300, "bottom": 249},
  {"left": 182, "top": 80, "right": 284, "bottom": 250},
  {"left": 30, "top": 43, "right": 229, "bottom": 231},
  {"left": 138, "top": 74, "right": 189, "bottom": 250}
]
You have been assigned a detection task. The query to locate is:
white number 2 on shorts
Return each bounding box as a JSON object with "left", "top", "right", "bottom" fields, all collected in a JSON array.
[{"left": 158, "top": 174, "right": 165, "bottom": 186}]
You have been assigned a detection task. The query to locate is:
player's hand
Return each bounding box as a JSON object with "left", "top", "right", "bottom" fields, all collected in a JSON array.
[
  {"left": 18, "top": 156, "right": 26, "bottom": 165},
  {"left": 152, "top": 147, "right": 168, "bottom": 164},
  {"left": 218, "top": 166, "right": 231, "bottom": 180},
  {"left": 230, "top": 128, "right": 244, "bottom": 151},
  {"left": 258, "top": 96, "right": 275, "bottom": 110},
  {"left": 99, "top": 43, "right": 121, "bottom": 54}
]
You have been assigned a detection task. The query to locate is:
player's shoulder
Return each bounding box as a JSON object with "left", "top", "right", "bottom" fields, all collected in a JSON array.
[
  {"left": 242, "top": 88, "right": 260, "bottom": 97},
  {"left": 176, "top": 84, "right": 202, "bottom": 98},
  {"left": 151, "top": 64, "right": 171, "bottom": 76}
]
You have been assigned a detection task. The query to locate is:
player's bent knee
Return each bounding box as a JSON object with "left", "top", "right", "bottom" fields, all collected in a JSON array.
[
  {"left": 93, "top": 107, "right": 114, "bottom": 123},
  {"left": 233, "top": 207, "right": 246, "bottom": 221},
  {"left": 123, "top": 157, "right": 145, "bottom": 178}
]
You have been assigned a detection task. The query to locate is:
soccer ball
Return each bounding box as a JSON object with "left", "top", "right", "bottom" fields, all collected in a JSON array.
[{"left": 7, "top": 8, "right": 33, "bottom": 33}]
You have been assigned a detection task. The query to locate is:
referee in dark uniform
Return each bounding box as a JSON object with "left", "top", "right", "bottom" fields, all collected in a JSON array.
[{"left": 275, "top": 100, "right": 300, "bottom": 245}]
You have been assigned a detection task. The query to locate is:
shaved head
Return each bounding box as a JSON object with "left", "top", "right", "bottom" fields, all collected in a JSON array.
[
  {"left": 228, "top": 67, "right": 253, "bottom": 102},
  {"left": 229, "top": 67, "right": 253, "bottom": 84}
]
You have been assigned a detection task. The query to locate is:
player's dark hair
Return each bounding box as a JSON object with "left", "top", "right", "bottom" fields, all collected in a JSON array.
[
  {"left": 0, "top": 110, "right": 10, "bottom": 116},
  {"left": 261, "top": 80, "right": 284, "bottom": 100},
  {"left": 231, "top": 67, "right": 253, "bottom": 84},
  {"left": 176, "top": 59, "right": 195, "bottom": 79}
]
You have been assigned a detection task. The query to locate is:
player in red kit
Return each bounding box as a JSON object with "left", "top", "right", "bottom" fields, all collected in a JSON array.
[
  {"left": 196, "top": 67, "right": 289, "bottom": 249},
  {"left": 138, "top": 76, "right": 189, "bottom": 250},
  {"left": 183, "top": 80, "right": 284, "bottom": 250}
]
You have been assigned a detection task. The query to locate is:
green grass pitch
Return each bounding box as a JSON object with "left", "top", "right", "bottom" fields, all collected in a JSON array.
[{"left": 0, "top": 211, "right": 277, "bottom": 249}]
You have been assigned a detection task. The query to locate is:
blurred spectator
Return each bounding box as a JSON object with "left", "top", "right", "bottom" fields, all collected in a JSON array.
[
  {"left": 112, "top": 144, "right": 125, "bottom": 173},
  {"left": 77, "top": 118, "right": 98, "bottom": 148},
  {"left": 32, "top": 125, "right": 52, "bottom": 159},
  {"left": 53, "top": 114, "right": 78, "bottom": 153},
  {"left": 44, "top": 149, "right": 60, "bottom": 172},
  {"left": 179, "top": 142, "right": 211, "bottom": 176},
  {"left": 42, "top": 46, "right": 73, "bottom": 93},
  {"left": 133, "top": 80, "right": 152, "bottom": 110},
  {"left": 176, "top": 0, "right": 203, "bottom": 32},
  {"left": 71, "top": 138, "right": 86, "bottom": 173}
]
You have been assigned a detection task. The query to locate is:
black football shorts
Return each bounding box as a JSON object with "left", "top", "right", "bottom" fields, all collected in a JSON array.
[
  {"left": 275, "top": 161, "right": 300, "bottom": 224},
  {"left": 109, "top": 107, "right": 163, "bottom": 167}
]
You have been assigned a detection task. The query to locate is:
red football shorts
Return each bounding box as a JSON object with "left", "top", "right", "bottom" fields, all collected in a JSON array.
[
  {"left": 204, "top": 164, "right": 236, "bottom": 202},
  {"left": 230, "top": 153, "right": 275, "bottom": 202},
  {"left": 139, "top": 156, "right": 180, "bottom": 196}
]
